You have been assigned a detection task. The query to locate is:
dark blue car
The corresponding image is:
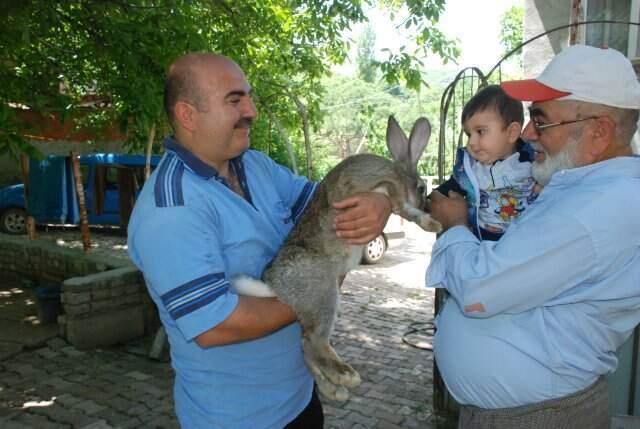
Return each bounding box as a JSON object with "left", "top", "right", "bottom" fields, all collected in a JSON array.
[{"left": 0, "top": 153, "right": 161, "bottom": 234}]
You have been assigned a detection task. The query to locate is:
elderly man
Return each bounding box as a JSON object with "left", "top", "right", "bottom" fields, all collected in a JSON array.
[
  {"left": 128, "top": 53, "right": 390, "bottom": 428},
  {"left": 427, "top": 44, "right": 640, "bottom": 428}
]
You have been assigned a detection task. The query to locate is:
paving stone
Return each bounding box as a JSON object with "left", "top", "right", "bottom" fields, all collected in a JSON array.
[
  {"left": 55, "top": 393, "right": 83, "bottom": 407},
  {"left": 46, "top": 337, "right": 69, "bottom": 350},
  {"left": 31, "top": 404, "right": 102, "bottom": 428},
  {"left": 125, "top": 403, "right": 149, "bottom": 416},
  {"left": 0, "top": 341, "right": 23, "bottom": 361},
  {"left": 72, "top": 400, "right": 108, "bottom": 415},
  {"left": 123, "top": 370, "right": 152, "bottom": 381},
  {"left": 145, "top": 414, "right": 180, "bottom": 428},
  {"left": 104, "top": 396, "right": 134, "bottom": 413},
  {"left": 59, "top": 347, "right": 86, "bottom": 357},
  {"left": 79, "top": 420, "right": 114, "bottom": 429},
  {"left": 2, "top": 421, "right": 35, "bottom": 429},
  {"left": 92, "top": 408, "right": 132, "bottom": 426},
  {"left": 116, "top": 417, "right": 144, "bottom": 428}
]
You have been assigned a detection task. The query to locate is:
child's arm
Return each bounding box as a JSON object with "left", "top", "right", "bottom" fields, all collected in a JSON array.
[{"left": 435, "top": 176, "right": 467, "bottom": 197}]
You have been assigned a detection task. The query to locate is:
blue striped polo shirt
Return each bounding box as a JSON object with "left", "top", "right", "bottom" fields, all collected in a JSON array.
[{"left": 128, "top": 137, "right": 318, "bottom": 428}]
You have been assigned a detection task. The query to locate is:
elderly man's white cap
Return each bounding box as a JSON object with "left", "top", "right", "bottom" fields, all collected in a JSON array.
[{"left": 501, "top": 44, "right": 640, "bottom": 109}]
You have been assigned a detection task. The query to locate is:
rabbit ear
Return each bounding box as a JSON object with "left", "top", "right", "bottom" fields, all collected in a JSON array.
[
  {"left": 386, "top": 116, "right": 410, "bottom": 163},
  {"left": 407, "top": 117, "right": 431, "bottom": 167}
]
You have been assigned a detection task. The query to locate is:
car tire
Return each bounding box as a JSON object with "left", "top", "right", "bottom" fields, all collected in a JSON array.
[
  {"left": 362, "top": 234, "right": 387, "bottom": 265},
  {"left": 0, "top": 207, "right": 27, "bottom": 234}
]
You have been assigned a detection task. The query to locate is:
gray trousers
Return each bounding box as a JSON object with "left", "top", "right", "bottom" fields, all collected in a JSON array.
[{"left": 458, "top": 377, "right": 609, "bottom": 429}]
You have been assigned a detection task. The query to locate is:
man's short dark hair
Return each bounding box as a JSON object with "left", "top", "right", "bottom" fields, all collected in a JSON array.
[
  {"left": 461, "top": 84, "right": 524, "bottom": 127},
  {"left": 163, "top": 67, "right": 208, "bottom": 128}
]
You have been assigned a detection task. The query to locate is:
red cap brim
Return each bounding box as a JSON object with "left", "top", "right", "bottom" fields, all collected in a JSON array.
[{"left": 501, "top": 79, "right": 572, "bottom": 102}]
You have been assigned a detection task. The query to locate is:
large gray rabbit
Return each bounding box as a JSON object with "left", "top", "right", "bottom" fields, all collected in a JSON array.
[{"left": 233, "top": 116, "right": 441, "bottom": 401}]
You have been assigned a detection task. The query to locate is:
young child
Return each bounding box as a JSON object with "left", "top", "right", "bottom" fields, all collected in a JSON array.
[{"left": 435, "top": 85, "right": 537, "bottom": 241}]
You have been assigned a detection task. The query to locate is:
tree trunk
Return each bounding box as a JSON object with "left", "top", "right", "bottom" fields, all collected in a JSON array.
[
  {"left": 19, "top": 154, "right": 36, "bottom": 239},
  {"left": 145, "top": 123, "right": 156, "bottom": 180},
  {"left": 69, "top": 151, "right": 91, "bottom": 252},
  {"left": 291, "top": 96, "right": 312, "bottom": 179},
  {"left": 260, "top": 104, "right": 298, "bottom": 175}
]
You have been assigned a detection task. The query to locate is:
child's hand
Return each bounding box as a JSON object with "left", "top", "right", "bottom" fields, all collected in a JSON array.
[
  {"left": 533, "top": 182, "right": 543, "bottom": 194},
  {"left": 429, "top": 191, "right": 469, "bottom": 232}
]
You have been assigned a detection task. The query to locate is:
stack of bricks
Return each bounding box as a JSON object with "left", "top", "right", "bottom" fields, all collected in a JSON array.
[
  {"left": 0, "top": 234, "right": 157, "bottom": 349},
  {"left": 60, "top": 267, "right": 149, "bottom": 349}
]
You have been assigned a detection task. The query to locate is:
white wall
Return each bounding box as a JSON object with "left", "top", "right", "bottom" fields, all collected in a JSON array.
[{"left": 523, "top": 0, "right": 573, "bottom": 77}]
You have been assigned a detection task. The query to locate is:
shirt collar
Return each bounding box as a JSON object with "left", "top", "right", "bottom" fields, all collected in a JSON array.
[
  {"left": 163, "top": 135, "right": 254, "bottom": 204},
  {"left": 164, "top": 136, "right": 218, "bottom": 179},
  {"left": 163, "top": 135, "right": 247, "bottom": 180}
]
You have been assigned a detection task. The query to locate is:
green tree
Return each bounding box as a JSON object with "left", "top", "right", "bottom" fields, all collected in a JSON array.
[
  {"left": 317, "top": 70, "right": 452, "bottom": 178},
  {"left": 356, "top": 24, "right": 377, "bottom": 83},
  {"left": 0, "top": 0, "right": 457, "bottom": 179},
  {"left": 499, "top": 4, "right": 524, "bottom": 68}
]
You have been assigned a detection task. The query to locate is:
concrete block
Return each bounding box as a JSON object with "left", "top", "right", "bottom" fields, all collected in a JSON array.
[
  {"left": 91, "top": 288, "right": 111, "bottom": 300},
  {"left": 64, "top": 305, "right": 145, "bottom": 349},
  {"left": 110, "top": 285, "right": 126, "bottom": 296},
  {"left": 64, "top": 303, "right": 91, "bottom": 316},
  {"left": 123, "top": 284, "right": 141, "bottom": 295},
  {"left": 91, "top": 300, "right": 115, "bottom": 312},
  {"left": 63, "top": 291, "right": 91, "bottom": 305}
]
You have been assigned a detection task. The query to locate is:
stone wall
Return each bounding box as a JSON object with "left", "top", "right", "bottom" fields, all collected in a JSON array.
[{"left": 0, "top": 234, "right": 157, "bottom": 349}]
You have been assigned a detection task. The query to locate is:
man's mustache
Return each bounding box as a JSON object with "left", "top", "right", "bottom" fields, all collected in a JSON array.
[
  {"left": 530, "top": 142, "right": 546, "bottom": 154},
  {"left": 234, "top": 118, "right": 253, "bottom": 129}
]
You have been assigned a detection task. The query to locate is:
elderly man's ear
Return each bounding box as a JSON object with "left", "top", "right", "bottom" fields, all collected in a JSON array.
[{"left": 585, "top": 116, "right": 620, "bottom": 163}]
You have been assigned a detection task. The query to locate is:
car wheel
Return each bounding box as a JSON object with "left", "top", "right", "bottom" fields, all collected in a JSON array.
[
  {"left": 0, "top": 208, "right": 27, "bottom": 234},
  {"left": 362, "top": 234, "right": 387, "bottom": 265}
]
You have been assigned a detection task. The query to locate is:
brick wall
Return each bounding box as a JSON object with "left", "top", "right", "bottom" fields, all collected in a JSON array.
[{"left": 0, "top": 234, "right": 157, "bottom": 349}]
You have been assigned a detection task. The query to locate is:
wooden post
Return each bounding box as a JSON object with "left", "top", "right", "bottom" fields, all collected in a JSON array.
[
  {"left": 19, "top": 154, "right": 36, "bottom": 239},
  {"left": 69, "top": 151, "right": 91, "bottom": 252}
]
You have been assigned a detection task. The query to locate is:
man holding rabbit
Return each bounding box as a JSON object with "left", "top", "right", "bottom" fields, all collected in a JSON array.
[
  {"left": 428, "top": 44, "right": 640, "bottom": 428},
  {"left": 128, "top": 53, "right": 391, "bottom": 428}
]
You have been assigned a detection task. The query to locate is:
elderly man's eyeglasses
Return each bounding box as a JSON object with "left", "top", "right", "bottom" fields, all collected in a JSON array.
[{"left": 529, "top": 116, "right": 599, "bottom": 134}]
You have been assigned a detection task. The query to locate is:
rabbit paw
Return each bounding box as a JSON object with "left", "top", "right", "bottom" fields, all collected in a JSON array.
[
  {"left": 325, "top": 361, "right": 361, "bottom": 388},
  {"left": 316, "top": 376, "right": 350, "bottom": 402},
  {"left": 421, "top": 217, "right": 442, "bottom": 233},
  {"left": 338, "top": 365, "right": 361, "bottom": 388},
  {"left": 404, "top": 205, "right": 442, "bottom": 233}
]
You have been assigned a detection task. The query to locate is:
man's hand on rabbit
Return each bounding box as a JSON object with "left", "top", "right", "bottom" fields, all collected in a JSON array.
[
  {"left": 429, "top": 190, "right": 469, "bottom": 232},
  {"left": 333, "top": 192, "right": 391, "bottom": 244}
]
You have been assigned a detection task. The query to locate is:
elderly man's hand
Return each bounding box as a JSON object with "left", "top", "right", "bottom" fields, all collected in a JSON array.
[
  {"left": 429, "top": 190, "right": 469, "bottom": 232},
  {"left": 333, "top": 193, "right": 392, "bottom": 245}
]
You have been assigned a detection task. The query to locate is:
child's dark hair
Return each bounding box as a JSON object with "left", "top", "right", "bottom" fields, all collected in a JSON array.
[{"left": 461, "top": 84, "right": 524, "bottom": 126}]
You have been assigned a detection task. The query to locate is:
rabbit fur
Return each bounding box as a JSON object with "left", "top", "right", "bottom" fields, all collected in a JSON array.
[{"left": 233, "top": 116, "right": 442, "bottom": 401}]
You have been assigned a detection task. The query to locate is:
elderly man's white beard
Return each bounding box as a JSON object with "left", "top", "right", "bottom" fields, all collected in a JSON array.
[{"left": 531, "top": 135, "right": 580, "bottom": 186}]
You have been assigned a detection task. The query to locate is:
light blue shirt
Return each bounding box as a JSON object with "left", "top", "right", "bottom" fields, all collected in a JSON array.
[
  {"left": 426, "top": 156, "right": 640, "bottom": 409},
  {"left": 128, "top": 138, "right": 318, "bottom": 428}
]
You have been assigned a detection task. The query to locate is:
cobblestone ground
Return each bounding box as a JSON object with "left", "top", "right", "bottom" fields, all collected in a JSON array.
[{"left": 0, "top": 227, "right": 441, "bottom": 428}]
